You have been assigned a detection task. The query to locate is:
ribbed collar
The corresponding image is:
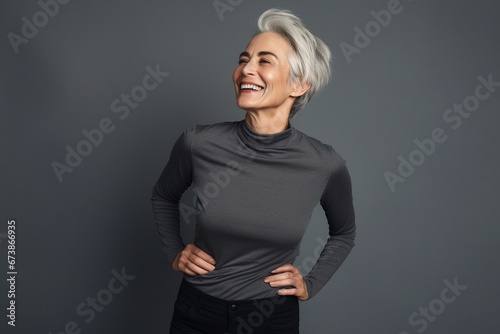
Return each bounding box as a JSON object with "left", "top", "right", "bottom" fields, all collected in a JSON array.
[{"left": 236, "top": 119, "right": 295, "bottom": 149}]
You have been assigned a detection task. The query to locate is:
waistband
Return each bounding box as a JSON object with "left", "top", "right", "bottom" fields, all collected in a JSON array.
[{"left": 178, "top": 279, "right": 293, "bottom": 312}]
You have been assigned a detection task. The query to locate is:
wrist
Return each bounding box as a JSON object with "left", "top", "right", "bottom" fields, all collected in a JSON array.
[{"left": 172, "top": 252, "right": 181, "bottom": 271}]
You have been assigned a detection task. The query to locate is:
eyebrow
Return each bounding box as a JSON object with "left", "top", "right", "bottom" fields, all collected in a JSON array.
[{"left": 239, "top": 51, "right": 279, "bottom": 59}]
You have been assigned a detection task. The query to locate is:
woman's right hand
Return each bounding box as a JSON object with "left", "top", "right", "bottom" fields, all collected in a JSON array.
[{"left": 172, "top": 244, "right": 216, "bottom": 276}]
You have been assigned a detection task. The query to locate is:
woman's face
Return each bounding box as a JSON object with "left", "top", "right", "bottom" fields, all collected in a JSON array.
[{"left": 233, "top": 32, "right": 303, "bottom": 116}]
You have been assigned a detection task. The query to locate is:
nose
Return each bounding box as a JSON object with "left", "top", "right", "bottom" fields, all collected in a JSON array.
[{"left": 242, "top": 59, "right": 256, "bottom": 76}]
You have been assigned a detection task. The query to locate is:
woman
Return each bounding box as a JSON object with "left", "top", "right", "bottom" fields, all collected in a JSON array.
[{"left": 151, "top": 8, "right": 356, "bottom": 334}]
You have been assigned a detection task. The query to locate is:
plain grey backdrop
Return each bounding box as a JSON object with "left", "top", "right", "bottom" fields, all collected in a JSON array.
[{"left": 1, "top": 0, "right": 499, "bottom": 333}]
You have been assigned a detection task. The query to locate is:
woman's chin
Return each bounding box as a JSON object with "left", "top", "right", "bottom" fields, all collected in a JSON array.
[{"left": 236, "top": 100, "right": 261, "bottom": 111}]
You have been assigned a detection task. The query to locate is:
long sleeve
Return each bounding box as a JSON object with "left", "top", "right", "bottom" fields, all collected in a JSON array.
[
  {"left": 150, "top": 119, "right": 355, "bottom": 300},
  {"left": 151, "top": 127, "right": 195, "bottom": 265},
  {"left": 303, "top": 156, "right": 356, "bottom": 299}
]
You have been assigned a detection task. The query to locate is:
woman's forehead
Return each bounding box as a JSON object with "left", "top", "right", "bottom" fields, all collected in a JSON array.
[{"left": 243, "top": 32, "right": 292, "bottom": 56}]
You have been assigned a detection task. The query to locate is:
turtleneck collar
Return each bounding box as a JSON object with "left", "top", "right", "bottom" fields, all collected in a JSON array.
[{"left": 236, "top": 118, "right": 295, "bottom": 149}]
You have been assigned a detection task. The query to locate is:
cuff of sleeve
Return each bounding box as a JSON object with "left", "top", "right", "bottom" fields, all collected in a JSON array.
[{"left": 303, "top": 276, "right": 317, "bottom": 300}]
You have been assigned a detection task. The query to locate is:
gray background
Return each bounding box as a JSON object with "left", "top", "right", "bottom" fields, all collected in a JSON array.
[{"left": 1, "top": 0, "right": 499, "bottom": 333}]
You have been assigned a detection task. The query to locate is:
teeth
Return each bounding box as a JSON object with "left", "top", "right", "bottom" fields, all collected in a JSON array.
[{"left": 241, "top": 84, "right": 263, "bottom": 91}]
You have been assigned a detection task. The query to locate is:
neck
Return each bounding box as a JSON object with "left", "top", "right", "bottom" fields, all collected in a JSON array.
[{"left": 244, "top": 109, "right": 290, "bottom": 134}]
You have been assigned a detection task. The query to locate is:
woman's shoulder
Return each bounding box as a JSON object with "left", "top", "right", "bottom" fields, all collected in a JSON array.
[
  {"left": 177, "top": 121, "right": 240, "bottom": 151},
  {"left": 175, "top": 120, "right": 236, "bottom": 142},
  {"left": 184, "top": 120, "right": 238, "bottom": 136},
  {"left": 293, "top": 127, "right": 346, "bottom": 165}
]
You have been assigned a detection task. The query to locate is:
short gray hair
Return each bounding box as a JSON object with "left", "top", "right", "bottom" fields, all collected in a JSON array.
[{"left": 257, "top": 9, "right": 332, "bottom": 118}]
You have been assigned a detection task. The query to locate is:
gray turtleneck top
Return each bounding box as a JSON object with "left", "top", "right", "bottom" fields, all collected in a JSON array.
[{"left": 151, "top": 119, "right": 356, "bottom": 300}]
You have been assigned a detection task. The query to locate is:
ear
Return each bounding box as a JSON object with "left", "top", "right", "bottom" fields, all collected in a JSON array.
[{"left": 290, "top": 81, "right": 311, "bottom": 98}]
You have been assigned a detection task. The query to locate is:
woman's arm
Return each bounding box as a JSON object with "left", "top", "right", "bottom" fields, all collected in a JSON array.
[
  {"left": 151, "top": 126, "right": 216, "bottom": 274},
  {"left": 304, "top": 157, "right": 356, "bottom": 299},
  {"left": 151, "top": 128, "right": 194, "bottom": 266},
  {"left": 264, "top": 151, "right": 356, "bottom": 300}
]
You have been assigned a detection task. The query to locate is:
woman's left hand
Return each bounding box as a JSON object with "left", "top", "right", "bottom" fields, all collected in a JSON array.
[{"left": 264, "top": 264, "right": 309, "bottom": 301}]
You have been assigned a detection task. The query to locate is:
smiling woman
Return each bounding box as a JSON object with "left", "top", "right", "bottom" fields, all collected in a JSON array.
[
  {"left": 151, "top": 8, "right": 356, "bottom": 334},
  {"left": 233, "top": 32, "right": 307, "bottom": 130}
]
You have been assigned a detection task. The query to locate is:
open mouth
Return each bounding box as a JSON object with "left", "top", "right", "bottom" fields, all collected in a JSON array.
[{"left": 240, "top": 83, "right": 264, "bottom": 91}]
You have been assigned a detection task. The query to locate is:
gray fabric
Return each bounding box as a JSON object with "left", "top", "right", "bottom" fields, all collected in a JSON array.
[{"left": 151, "top": 119, "right": 356, "bottom": 300}]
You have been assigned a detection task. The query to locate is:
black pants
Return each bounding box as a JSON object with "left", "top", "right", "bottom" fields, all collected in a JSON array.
[{"left": 170, "top": 279, "right": 300, "bottom": 334}]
